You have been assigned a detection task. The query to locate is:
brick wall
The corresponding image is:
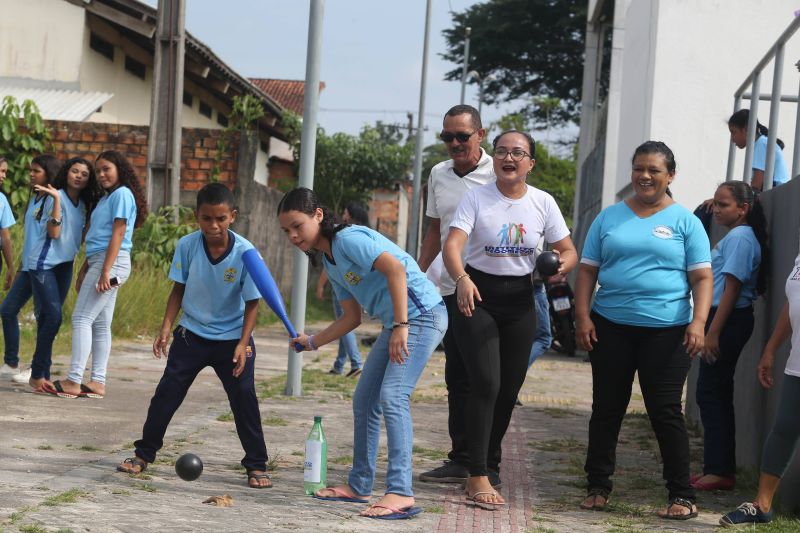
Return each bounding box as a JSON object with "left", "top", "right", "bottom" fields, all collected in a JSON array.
[{"left": 46, "top": 120, "right": 240, "bottom": 198}]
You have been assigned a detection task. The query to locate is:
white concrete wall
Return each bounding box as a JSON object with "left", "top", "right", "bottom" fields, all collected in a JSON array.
[
  {"left": 0, "top": 0, "right": 84, "bottom": 83},
  {"left": 611, "top": 0, "right": 800, "bottom": 211}
]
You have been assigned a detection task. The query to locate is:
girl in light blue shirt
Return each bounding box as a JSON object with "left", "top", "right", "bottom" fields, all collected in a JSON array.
[
  {"left": 1, "top": 154, "right": 63, "bottom": 388},
  {"left": 51, "top": 151, "right": 147, "bottom": 399},
  {"left": 278, "top": 187, "right": 446, "bottom": 520},
  {"left": 693, "top": 181, "right": 767, "bottom": 492},
  {"left": 0, "top": 158, "right": 16, "bottom": 291}
]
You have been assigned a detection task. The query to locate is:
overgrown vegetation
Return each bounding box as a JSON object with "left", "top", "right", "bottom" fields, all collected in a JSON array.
[{"left": 0, "top": 96, "right": 51, "bottom": 213}]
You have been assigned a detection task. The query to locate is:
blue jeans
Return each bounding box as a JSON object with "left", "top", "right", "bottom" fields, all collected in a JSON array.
[
  {"left": 696, "top": 306, "right": 754, "bottom": 476},
  {"left": 1, "top": 262, "right": 73, "bottom": 378},
  {"left": 348, "top": 302, "right": 447, "bottom": 497},
  {"left": 528, "top": 282, "right": 552, "bottom": 367},
  {"left": 68, "top": 252, "right": 131, "bottom": 385},
  {"left": 332, "top": 295, "right": 362, "bottom": 373}
]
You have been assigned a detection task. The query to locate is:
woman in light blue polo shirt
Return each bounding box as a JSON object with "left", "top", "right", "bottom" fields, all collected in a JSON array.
[
  {"left": 278, "top": 187, "right": 446, "bottom": 520},
  {"left": 50, "top": 151, "right": 148, "bottom": 399},
  {"left": 574, "top": 141, "right": 713, "bottom": 519}
]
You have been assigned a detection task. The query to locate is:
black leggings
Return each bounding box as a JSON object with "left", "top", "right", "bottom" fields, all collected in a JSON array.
[{"left": 450, "top": 265, "right": 535, "bottom": 476}]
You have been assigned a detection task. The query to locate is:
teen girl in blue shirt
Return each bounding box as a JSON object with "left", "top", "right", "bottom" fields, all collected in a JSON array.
[
  {"left": 278, "top": 187, "right": 446, "bottom": 520},
  {"left": 1, "top": 155, "right": 99, "bottom": 391},
  {"left": 575, "top": 141, "right": 713, "bottom": 519},
  {"left": 692, "top": 181, "right": 766, "bottom": 491},
  {"left": 51, "top": 151, "right": 147, "bottom": 399},
  {"left": 0, "top": 157, "right": 16, "bottom": 291}
]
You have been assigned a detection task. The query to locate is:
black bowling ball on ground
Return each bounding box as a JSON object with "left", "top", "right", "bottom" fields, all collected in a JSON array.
[
  {"left": 535, "top": 251, "right": 560, "bottom": 276},
  {"left": 175, "top": 453, "right": 203, "bottom": 481}
]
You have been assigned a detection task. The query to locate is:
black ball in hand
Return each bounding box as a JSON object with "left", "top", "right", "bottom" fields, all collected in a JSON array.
[
  {"left": 175, "top": 453, "right": 203, "bottom": 481},
  {"left": 535, "top": 251, "right": 560, "bottom": 276}
]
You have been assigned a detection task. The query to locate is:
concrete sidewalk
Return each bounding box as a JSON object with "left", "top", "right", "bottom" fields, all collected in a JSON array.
[{"left": 0, "top": 323, "right": 751, "bottom": 532}]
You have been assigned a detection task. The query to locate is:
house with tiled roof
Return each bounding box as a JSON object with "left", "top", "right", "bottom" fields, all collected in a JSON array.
[{"left": 0, "top": 0, "right": 299, "bottom": 196}]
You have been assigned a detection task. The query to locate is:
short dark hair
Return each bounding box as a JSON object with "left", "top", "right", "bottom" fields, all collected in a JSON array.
[
  {"left": 197, "top": 182, "right": 235, "bottom": 210},
  {"left": 343, "top": 201, "right": 370, "bottom": 228},
  {"left": 444, "top": 104, "right": 482, "bottom": 130},
  {"left": 631, "top": 141, "right": 676, "bottom": 174}
]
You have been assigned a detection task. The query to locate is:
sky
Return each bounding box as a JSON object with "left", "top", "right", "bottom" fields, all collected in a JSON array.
[{"left": 144, "top": 0, "right": 525, "bottom": 147}]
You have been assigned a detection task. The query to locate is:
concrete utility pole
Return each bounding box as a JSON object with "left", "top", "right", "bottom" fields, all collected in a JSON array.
[
  {"left": 407, "top": 0, "right": 432, "bottom": 257},
  {"left": 285, "top": 0, "right": 325, "bottom": 397},
  {"left": 147, "top": 0, "right": 185, "bottom": 213},
  {"left": 459, "top": 27, "right": 472, "bottom": 104}
]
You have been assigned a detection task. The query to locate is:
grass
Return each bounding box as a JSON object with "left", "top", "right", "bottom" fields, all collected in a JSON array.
[
  {"left": 330, "top": 455, "right": 353, "bottom": 465},
  {"left": 216, "top": 411, "right": 234, "bottom": 422},
  {"left": 133, "top": 482, "right": 156, "bottom": 492},
  {"left": 423, "top": 505, "right": 444, "bottom": 513},
  {"left": 262, "top": 415, "right": 288, "bottom": 426},
  {"left": 36, "top": 445, "right": 53, "bottom": 450},
  {"left": 412, "top": 445, "right": 448, "bottom": 461},
  {"left": 42, "top": 489, "right": 87, "bottom": 507},
  {"left": 18, "top": 526, "right": 48, "bottom": 533},
  {"left": 78, "top": 445, "right": 101, "bottom": 452},
  {"left": 530, "top": 437, "right": 584, "bottom": 453}
]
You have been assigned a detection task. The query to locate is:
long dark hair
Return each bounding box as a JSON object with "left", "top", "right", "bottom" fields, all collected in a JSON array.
[
  {"left": 95, "top": 150, "right": 148, "bottom": 228},
  {"left": 728, "top": 109, "right": 784, "bottom": 150},
  {"left": 277, "top": 187, "right": 346, "bottom": 265},
  {"left": 31, "top": 154, "right": 61, "bottom": 221},
  {"left": 53, "top": 157, "right": 103, "bottom": 215},
  {"left": 343, "top": 201, "right": 370, "bottom": 228},
  {"left": 717, "top": 180, "right": 770, "bottom": 295}
]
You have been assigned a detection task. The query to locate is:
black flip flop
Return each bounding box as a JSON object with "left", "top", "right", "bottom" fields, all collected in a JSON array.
[{"left": 659, "top": 497, "right": 698, "bottom": 520}]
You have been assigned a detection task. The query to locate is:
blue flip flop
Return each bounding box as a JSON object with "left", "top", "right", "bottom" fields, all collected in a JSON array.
[
  {"left": 313, "top": 487, "right": 369, "bottom": 503},
  {"left": 361, "top": 505, "right": 423, "bottom": 520}
]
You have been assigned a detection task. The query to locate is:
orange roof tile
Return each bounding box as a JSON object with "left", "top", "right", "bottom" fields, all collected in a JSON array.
[{"left": 249, "top": 78, "right": 326, "bottom": 115}]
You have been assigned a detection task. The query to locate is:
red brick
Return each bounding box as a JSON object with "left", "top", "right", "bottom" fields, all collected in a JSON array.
[
  {"left": 94, "top": 132, "right": 109, "bottom": 143},
  {"left": 186, "top": 159, "right": 200, "bottom": 170},
  {"left": 203, "top": 138, "right": 216, "bottom": 149},
  {"left": 199, "top": 160, "right": 212, "bottom": 170}
]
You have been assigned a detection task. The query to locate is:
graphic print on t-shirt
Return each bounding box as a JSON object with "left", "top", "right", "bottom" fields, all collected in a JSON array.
[{"left": 485, "top": 221, "right": 535, "bottom": 257}]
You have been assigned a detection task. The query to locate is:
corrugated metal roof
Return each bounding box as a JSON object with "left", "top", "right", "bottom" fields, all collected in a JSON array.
[{"left": 0, "top": 86, "right": 113, "bottom": 121}]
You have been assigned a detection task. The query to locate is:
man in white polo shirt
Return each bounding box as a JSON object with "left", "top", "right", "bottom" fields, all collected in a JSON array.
[{"left": 417, "top": 104, "right": 497, "bottom": 486}]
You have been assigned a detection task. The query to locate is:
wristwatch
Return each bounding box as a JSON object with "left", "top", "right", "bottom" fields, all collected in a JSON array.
[{"left": 48, "top": 217, "right": 62, "bottom": 226}]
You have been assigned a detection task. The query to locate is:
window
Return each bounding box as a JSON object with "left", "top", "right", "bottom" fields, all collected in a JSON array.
[
  {"left": 125, "top": 55, "right": 146, "bottom": 80},
  {"left": 199, "top": 101, "right": 212, "bottom": 118},
  {"left": 217, "top": 113, "right": 228, "bottom": 127},
  {"left": 183, "top": 91, "right": 193, "bottom": 107},
  {"left": 90, "top": 32, "right": 114, "bottom": 62}
]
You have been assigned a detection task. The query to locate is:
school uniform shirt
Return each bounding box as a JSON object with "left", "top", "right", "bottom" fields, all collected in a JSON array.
[
  {"left": 23, "top": 189, "right": 86, "bottom": 271},
  {"left": 784, "top": 249, "right": 800, "bottom": 377},
  {"left": 169, "top": 230, "right": 261, "bottom": 341},
  {"left": 323, "top": 226, "right": 442, "bottom": 328},
  {"left": 425, "top": 148, "right": 495, "bottom": 295},
  {"left": 85, "top": 186, "right": 137, "bottom": 257},
  {"left": 19, "top": 193, "right": 51, "bottom": 272},
  {"left": 711, "top": 225, "right": 760, "bottom": 308},
  {"left": 0, "top": 191, "right": 15, "bottom": 230},
  {"left": 580, "top": 202, "right": 711, "bottom": 328},
  {"left": 753, "top": 135, "right": 789, "bottom": 186},
  {"left": 449, "top": 183, "right": 570, "bottom": 277}
]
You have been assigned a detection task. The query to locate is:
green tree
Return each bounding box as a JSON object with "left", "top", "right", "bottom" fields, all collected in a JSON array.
[
  {"left": 212, "top": 94, "right": 266, "bottom": 182},
  {"left": 282, "top": 111, "right": 413, "bottom": 214},
  {"left": 441, "top": 0, "right": 590, "bottom": 127},
  {"left": 0, "top": 96, "right": 51, "bottom": 213}
]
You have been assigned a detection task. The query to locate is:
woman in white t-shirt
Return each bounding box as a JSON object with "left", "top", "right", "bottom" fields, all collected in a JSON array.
[
  {"left": 720, "top": 245, "right": 800, "bottom": 526},
  {"left": 443, "top": 130, "right": 577, "bottom": 510}
]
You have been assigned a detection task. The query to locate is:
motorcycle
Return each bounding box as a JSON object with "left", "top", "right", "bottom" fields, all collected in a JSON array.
[{"left": 545, "top": 274, "right": 576, "bottom": 357}]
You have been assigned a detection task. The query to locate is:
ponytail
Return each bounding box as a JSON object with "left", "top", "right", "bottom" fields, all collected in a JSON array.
[
  {"left": 717, "top": 181, "right": 770, "bottom": 295},
  {"left": 277, "top": 187, "right": 347, "bottom": 266},
  {"left": 728, "top": 109, "right": 784, "bottom": 150}
]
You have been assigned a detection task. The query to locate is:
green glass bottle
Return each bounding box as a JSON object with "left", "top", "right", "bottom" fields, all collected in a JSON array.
[{"left": 303, "top": 415, "right": 327, "bottom": 495}]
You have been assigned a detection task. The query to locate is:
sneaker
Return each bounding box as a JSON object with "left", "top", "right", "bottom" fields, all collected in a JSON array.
[
  {"left": 11, "top": 367, "right": 32, "bottom": 383},
  {"left": 346, "top": 368, "right": 362, "bottom": 378},
  {"left": 1, "top": 363, "right": 21, "bottom": 380},
  {"left": 719, "top": 502, "right": 773, "bottom": 527},
  {"left": 328, "top": 368, "right": 343, "bottom": 376},
  {"left": 419, "top": 461, "right": 469, "bottom": 483}
]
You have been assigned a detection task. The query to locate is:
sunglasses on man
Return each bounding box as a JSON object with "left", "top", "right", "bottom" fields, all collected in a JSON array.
[{"left": 439, "top": 130, "right": 477, "bottom": 143}]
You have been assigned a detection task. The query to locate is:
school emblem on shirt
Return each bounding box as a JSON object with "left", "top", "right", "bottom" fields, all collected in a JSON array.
[
  {"left": 175, "top": 262, "right": 182, "bottom": 270},
  {"left": 223, "top": 267, "right": 237, "bottom": 283},
  {"left": 484, "top": 222, "right": 535, "bottom": 257},
  {"left": 344, "top": 271, "right": 362, "bottom": 285},
  {"left": 791, "top": 267, "right": 800, "bottom": 281},
  {"left": 652, "top": 225, "right": 674, "bottom": 240}
]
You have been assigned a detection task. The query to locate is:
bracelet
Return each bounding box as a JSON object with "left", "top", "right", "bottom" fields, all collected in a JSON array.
[
  {"left": 48, "top": 217, "right": 62, "bottom": 226},
  {"left": 307, "top": 335, "right": 318, "bottom": 351},
  {"left": 454, "top": 273, "right": 470, "bottom": 286},
  {"left": 392, "top": 321, "right": 410, "bottom": 329}
]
